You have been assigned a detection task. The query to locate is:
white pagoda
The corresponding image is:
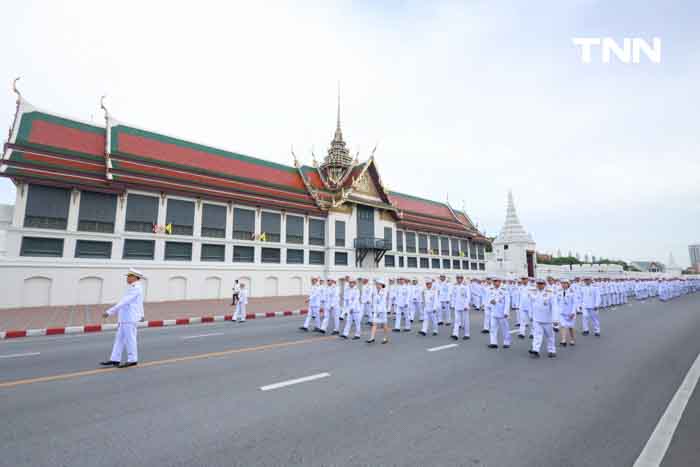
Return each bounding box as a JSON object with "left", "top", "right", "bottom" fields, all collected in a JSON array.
[
  {"left": 490, "top": 190, "right": 537, "bottom": 278},
  {"left": 666, "top": 252, "right": 682, "bottom": 277}
]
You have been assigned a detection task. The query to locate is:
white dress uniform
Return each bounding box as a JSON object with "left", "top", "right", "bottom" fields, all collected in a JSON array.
[
  {"left": 394, "top": 283, "right": 412, "bottom": 331},
  {"left": 303, "top": 284, "right": 322, "bottom": 330},
  {"left": 320, "top": 284, "right": 340, "bottom": 333},
  {"left": 451, "top": 281, "right": 472, "bottom": 339},
  {"left": 437, "top": 279, "right": 452, "bottom": 325},
  {"left": 342, "top": 286, "right": 362, "bottom": 338},
  {"left": 421, "top": 286, "right": 440, "bottom": 335},
  {"left": 234, "top": 287, "right": 249, "bottom": 322},
  {"left": 557, "top": 288, "right": 578, "bottom": 328},
  {"left": 518, "top": 284, "right": 533, "bottom": 337},
  {"left": 107, "top": 281, "right": 144, "bottom": 364},
  {"left": 486, "top": 285, "right": 511, "bottom": 346},
  {"left": 361, "top": 284, "right": 374, "bottom": 324},
  {"left": 342, "top": 282, "right": 351, "bottom": 319},
  {"left": 372, "top": 287, "right": 388, "bottom": 324},
  {"left": 481, "top": 283, "right": 492, "bottom": 332},
  {"left": 410, "top": 282, "right": 422, "bottom": 322},
  {"left": 580, "top": 283, "right": 602, "bottom": 335},
  {"left": 529, "top": 287, "right": 557, "bottom": 355}
]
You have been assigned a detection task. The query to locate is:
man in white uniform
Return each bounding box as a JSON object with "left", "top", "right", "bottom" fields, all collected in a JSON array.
[
  {"left": 320, "top": 278, "right": 340, "bottom": 334},
  {"left": 393, "top": 277, "right": 412, "bottom": 332},
  {"left": 436, "top": 274, "right": 451, "bottom": 325},
  {"left": 581, "top": 277, "right": 602, "bottom": 337},
  {"left": 234, "top": 282, "right": 249, "bottom": 322},
  {"left": 528, "top": 278, "right": 557, "bottom": 358},
  {"left": 341, "top": 278, "right": 362, "bottom": 340},
  {"left": 451, "top": 274, "right": 471, "bottom": 340},
  {"left": 419, "top": 279, "right": 439, "bottom": 336},
  {"left": 100, "top": 268, "right": 145, "bottom": 368},
  {"left": 486, "top": 277, "right": 511, "bottom": 349},
  {"left": 301, "top": 277, "right": 322, "bottom": 331}
]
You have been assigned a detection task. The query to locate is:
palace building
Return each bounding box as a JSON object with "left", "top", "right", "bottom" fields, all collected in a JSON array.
[{"left": 0, "top": 84, "right": 489, "bottom": 308}]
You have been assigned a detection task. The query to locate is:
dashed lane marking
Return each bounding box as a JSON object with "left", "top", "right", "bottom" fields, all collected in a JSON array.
[
  {"left": 427, "top": 344, "right": 459, "bottom": 352},
  {"left": 0, "top": 352, "right": 40, "bottom": 359},
  {"left": 181, "top": 333, "right": 225, "bottom": 340},
  {"left": 260, "top": 372, "right": 330, "bottom": 391}
]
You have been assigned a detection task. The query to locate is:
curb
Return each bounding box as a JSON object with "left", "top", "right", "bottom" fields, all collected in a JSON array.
[{"left": 0, "top": 309, "right": 308, "bottom": 340}]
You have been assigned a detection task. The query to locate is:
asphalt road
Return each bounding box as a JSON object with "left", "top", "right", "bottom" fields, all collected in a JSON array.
[{"left": 0, "top": 295, "right": 698, "bottom": 467}]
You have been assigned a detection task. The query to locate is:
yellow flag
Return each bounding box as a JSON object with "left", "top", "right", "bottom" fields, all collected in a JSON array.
[
  {"left": 259, "top": 232, "right": 267, "bottom": 242},
  {"left": 165, "top": 223, "right": 173, "bottom": 234}
]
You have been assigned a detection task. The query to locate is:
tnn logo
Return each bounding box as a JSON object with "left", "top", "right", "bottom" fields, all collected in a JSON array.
[{"left": 572, "top": 37, "right": 661, "bottom": 64}]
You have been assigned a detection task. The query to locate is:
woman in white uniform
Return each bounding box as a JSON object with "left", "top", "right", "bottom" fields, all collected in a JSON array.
[
  {"left": 557, "top": 278, "right": 578, "bottom": 347},
  {"left": 367, "top": 278, "right": 389, "bottom": 344}
]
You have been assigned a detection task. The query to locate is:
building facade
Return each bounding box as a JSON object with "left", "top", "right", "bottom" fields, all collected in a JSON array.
[
  {"left": 0, "top": 89, "right": 489, "bottom": 309},
  {"left": 689, "top": 244, "right": 700, "bottom": 272}
]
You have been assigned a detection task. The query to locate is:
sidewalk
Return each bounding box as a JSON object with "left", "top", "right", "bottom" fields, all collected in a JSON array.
[{"left": 0, "top": 296, "right": 307, "bottom": 333}]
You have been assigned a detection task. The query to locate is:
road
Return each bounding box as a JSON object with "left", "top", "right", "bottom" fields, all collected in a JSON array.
[{"left": 0, "top": 295, "right": 698, "bottom": 467}]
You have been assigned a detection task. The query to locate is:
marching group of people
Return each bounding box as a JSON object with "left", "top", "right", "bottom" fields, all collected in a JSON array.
[{"left": 299, "top": 275, "right": 700, "bottom": 358}]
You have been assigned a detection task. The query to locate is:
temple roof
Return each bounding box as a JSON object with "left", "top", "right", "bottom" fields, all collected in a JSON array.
[{"left": 493, "top": 190, "right": 534, "bottom": 245}]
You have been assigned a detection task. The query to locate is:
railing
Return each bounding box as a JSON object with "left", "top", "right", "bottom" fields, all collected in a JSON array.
[{"left": 354, "top": 237, "right": 391, "bottom": 250}]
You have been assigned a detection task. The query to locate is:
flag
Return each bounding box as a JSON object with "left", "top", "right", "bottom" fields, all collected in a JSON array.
[
  {"left": 165, "top": 223, "right": 173, "bottom": 235},
  {"left": 259, "top": 232, "right": 267, "bottom": 242}
]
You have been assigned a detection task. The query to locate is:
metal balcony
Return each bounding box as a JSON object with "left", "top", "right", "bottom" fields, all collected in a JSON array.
[{"left": 353, "top": 237, "right": 391, "bottom": 267}]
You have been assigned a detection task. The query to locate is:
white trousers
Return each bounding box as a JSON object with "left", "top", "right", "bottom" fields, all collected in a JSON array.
[
  {"left": 343, "top": 310, "right": 362, "bottom": 337},
  {"left": 409, "top": 302, "right": 419, "bottom": 321},
  {"left": 321, "top": 306, "right": 340, "bottom": 332},
  {"left": 304, "top": 305, "right": 321, "bottom": 329},
  {"left": 394, "top": 306, "right": 411, "bottom": 330},
  {"left": 234, "top": 303, "right": 247, "bottom": 321},
  {"left": 110, "top": 322, "right": 138, "bottom": 363},
  {"left": 532, "top": 321, "right": 555, "bottom": 354},
  {"left": 421, "top": 309, "right": 439, "bottom": 334},
  {"left": 482, "top": 307, "right": 491, "bottom": 330},
  {"left": 452, "top": 309, "right": 470, "bottom": 337},
  {"left": 439, "top": 301, "right": 451, "bottom": 324},
  {"left": 519, "top": 309, "right": 531, "bottom": 336},
  {"left": 587, "top": 308, "right": 600, "bottom": 333},
  {"left": 489, "top": 316, "right": 511, "bottom": 346}
]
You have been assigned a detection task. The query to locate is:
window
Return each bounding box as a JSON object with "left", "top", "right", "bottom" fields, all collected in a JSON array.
[
  {"left": 287, "top": 249, "right": 304, "bottom": 264},
  {"left": 75, "top": 240, "right": 112, "bottom": 259},
  {"left": 462, "top": 260, "right": 469, "bottom": 270},
  {"left": 430, "top": 236, "right": 439, "bottom": 255},
  {"left": 261, "top": 212, "right": 281, "bottom": 243},
  {"left": 384, "top": 255, "right": 395, "bottom": 267},
  {"left": 420, "top": 257, "right": 429, "bottom": 269},
  {"left": 202, "top": 204, "right": 226, "bottom": 238},
  {"left": 20, "top": 237, "right": 63, "bottom": 257},
  {"left": 477, "top": 244, "right": 485, "bottom": 260},
  {"left": 233, "top": 245, "right": 254, "bottom": 263},
  {"left": 432, "top": 258, "right": 440, "bottom": 269},
  {"left": 418, "top": 234, "right": 428, "bottom": 254},
  {"left": 309, "top": 250, "right": 324, "bottom": 265},
  {"left": 309, "top": 219, "right": 325, "bottom": 246},
  {"left": 24, "top": 185, "right": 70, "bottom": 230},
  {"left": 479, "top": 262, "right": 485, "bottom": 270},
  {"left": 471, "top": 262, "right": 478, "bottom": 271},
  {"left": 166, "top": 199, "right": 194, "bottom": 236},
  {"left": 335, "top": 220, "right": 346, "bottom": 247},
  {"left": 286, "top": 215, "right": 304, "bottom": 244},
  {"left": 165, "top": 241, "right": 192, "bottom": 261},
  {"left": 125, "top": 194, "right": 158, "bottom": 233},
  {"left": 470, "top": 241, "right": 477, "bottom": 259},
  {"left": 383, "top": 227, "right": 393, "bottom": 250},
  {"left": 453, "top": 259, "right": 461, "bottom": 269},
  {"left": 396, "top": 231, "right": 404, "bottom": 251},
  {"left": 451, "top": 238, "right": 460, "bottom": 256},
  {"left": 398, "top": 256, "right": 405, "bottom": 267},
  {"left": 123, "top": 239, "right": 155, "bottom": 260},
  {"left": 407, "top": 257, "right": 418, "bottom": 268},
  {"left": 335, "top": 252, "right": 348, "bottom": 266},
  {"left": 504, "top": 244, "right": 509, "bottom": 250},
  {"left": 201, "top": 243, "right": 225, "bottom": 262},
  {"left": 443, "top": 259, "right": 451, "bottom": 269},
  {"left": 232, "top": 208, "right": 255, "bottom": 240},
  {"left": 78, "top": 191, "right": 116, "bottom": 233},
  {"left": 261, "top": 247, "right": 281, "bottom": 263},
  {"left": 440, "top": 237, "right": 449, "bottom": 256},
  {"left": 459, "top": 239, "right": 468, "bottom": 258},
  {"left": 405, "top": 232, "right": 416, "bottom": 253}
]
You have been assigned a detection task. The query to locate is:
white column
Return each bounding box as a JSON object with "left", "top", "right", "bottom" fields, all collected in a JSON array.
[{"left": 12, "top": 183, "right": 26, "bottom": 228}]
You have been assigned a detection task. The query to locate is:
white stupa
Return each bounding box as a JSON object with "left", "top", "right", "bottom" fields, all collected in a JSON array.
[
  {"left": 667, "top": 252, "right": 682, "bottom": 277},
  {"left": 490, "top": 190, "right": 537, "bottom": 277}
]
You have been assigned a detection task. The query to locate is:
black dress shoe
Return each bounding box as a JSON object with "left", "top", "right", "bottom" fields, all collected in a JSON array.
[
  {"left": 392, "top": 329, "right": 401, "bottom": 333},
  {"left": 503, "top": 345, "right": 511, "bottom": 349},
  {"left": 341, "top": 334, "right": 348, "bottom": 339},
  {"left": 481, "top": 329, "right": 489, "bottom": 334},
  {"left": 518, "top": 334, "right": 525, "bottom": 339},
  {"left": 529, "top": 335, "right": 534, "bottom": 339},
  {"left": 299, "top": 326, "right": 309, "bottom": 332},
  {"left": 559, "top": 342, "right": 567, "bottom": 347},
  {"left": 118, "top": 362, "right": 138, "bottom": 368},
  {"left": 463, "top": 336, "right": 470, "bottom": 340},
  {"left": 318, "top": 329, "right": 326, "bottom": 334},
  {"left": 402, "top": 329, "right": 411, "bottom": 332},
  {"left": 438, "top": 322, "right": 444, "bottom": 326},
  {"left": 366, "top": 338, "right": 375, "bottom": 344},
  {"left": 569, "top": 342, "right": 575, "bottom": 346},
  {"left": 451, "top": 335, "right": 459, "bottom": 340},
  {"left": 582, "top": 331, "right": 590, "bottom": 336},
  {"left": 487, "top": 344, "right": 498, "bottom": 349},
  {"left": 530, "top": 351, "right": 540, "bottom": 358},
  {"left": 331, "top": 330, "right": 339, "bottom": 335},
  {"left": 548, "top": 352, "right": 556, "bottom": 358},
  {"left": 553, "top": 327, "right": 559, "bottom": 333},
  {"left": 100, "top": 361, "right": 119, "bottom": 366},
  {"left": 419, "top": 331, "right": 427, "bottom": 336},
  {"left": 594, "top": 332, "right": 601, "bottom": 337},
  {"left": 352, "top": 336, "right": 361, "bottom": 340}
]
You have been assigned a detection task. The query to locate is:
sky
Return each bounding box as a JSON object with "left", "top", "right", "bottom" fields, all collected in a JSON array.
[{"left": 1, "top": 0, "right": 698, "bottom": 266}]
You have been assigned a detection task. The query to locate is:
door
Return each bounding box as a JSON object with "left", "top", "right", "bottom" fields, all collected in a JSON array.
[
  {"left": 356, "top": 205, "right": 375, "bottom": 240},
  {"left": 527, "top": 251, "right": 535, "bottom": 278}
]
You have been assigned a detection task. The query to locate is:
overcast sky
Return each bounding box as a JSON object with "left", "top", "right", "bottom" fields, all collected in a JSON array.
[{"left": 1, "top": 1, "right": 698, "bottom": 266}]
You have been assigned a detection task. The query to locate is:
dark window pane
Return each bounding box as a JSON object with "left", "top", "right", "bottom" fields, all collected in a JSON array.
[
  {"left": 432, "top": 258, "right": 440, "bottom": 269},
  {"left": 166, "top": 199, "right": 194, "bottom": 236},
  {"left": 405, "top": 232, "right": 416, "bottom": 253},
  {"left": 470, "top": 241, "right": 477, "bottom": 259},
  {"left": 462, "top": 260, "right": 469, "bottom": 270},
  {"left": 453, "top": 259, "right": 460, "bottom": 269},
  {"left": 471, "top": 262, "right": 478, "bottom": 270},
  {"left": 75, "top": 240, "right": 112, "bottom": 259},
  {"left": 459, "top": 240, "right": 468, "bottom": 257},
  {"left": 335, "top": 252, "right": 348, "bottom": 265},
  {"left": 24, "top": 185, "right": 70, "bottom": 230},
  {"left": 399, "top": 256, "right": 404, "bottom": 268},
  {"left": 440, "top": 237, "right": 449, "bottom": 256},
  {"left": 286, "top": 215, "right": 304, "bottom": 244},
  {"left": 396, "top": 231, "right": 404, "bottom": 251},
  {"left": 443, "top": 259, "right": 451, "bottom": 269},
  {"left": 202, "top": 204, "right": 226, "bottom": 238},
  {"left": 233, "top": 208, "right": 255, "bottom": 240},
  {"left": 78, "top": 191, "right": 116, "bottom": 233},
  {"left": 407, "top": 257, "right": 417, "bottom": 268},
  {"left": 286, "top": 249, "right": 304, "bottom": 264},
  {"left": 451, "top": 238, "right": 460, "bottom": 256},
  {"left": 430, "top": 236, "right": 439, "bottom": 255},
  {"left": 383, "top": 227, "right": 393, "bottom": 250},
  {"left": 420, "top": 257, "right": 429, "bottom": 269},
  {"left": 477, "top": 244, "right": 485, "bottom": 260},
  {"left": 261, "top": 247, "right": 281, "bottom": 263},
  {"left": 165, "top": 241, "right": 192, "bottom": 261},
  {"left": 261, "top": 212, "right": 281, "bottom": 243},
  {"left": 123, "top": 239, "right": 155, "bottom": 260},
  {"left": 335, "top": 220, "right": 346, "bottom": 247},
  {"left": 125, "top": 195, "right": 158, "bottom": 232},
  {"left": 418, "top": 235, "right": 428, "bottom": 254},
  {"left": 309, "top": 219, "right": 325, "bottom": 246},
  {"left": 384, "top": 255, "right": 395, "bottom": 267},
  {"left": 233, "top": 245, "right": 254, "bottom": 263},
  {"left": 201, "top": 243, "right": 225, "bottom": 262},
  {"left": 20, "top": 236, "right": 64, "bottom": 257},
  {"left": 478, "top": 262, "right": 485, "bottom": 270},
  {"left": 309, "top": 250, "right": 325, "bottom": 265}
]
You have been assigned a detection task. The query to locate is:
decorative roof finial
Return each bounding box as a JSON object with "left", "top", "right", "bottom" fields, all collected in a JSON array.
[
  {"left": 291, "top": 145, "right": 299, "bottom": 168},
  {"left": 100, "top": 95, "right": 111, "bottom": 122},
  {"left": 12, "top": 77, "right": 22, "bottom": 105}
]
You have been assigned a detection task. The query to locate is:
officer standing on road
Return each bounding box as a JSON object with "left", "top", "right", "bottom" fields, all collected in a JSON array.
[
  {"left": 100, "top": 268, "right": 145, "bottom": 368},
  {"left": 528, "top": 278, "right": 557, "bottom": 358},
  {"left": 451, "top": 274, "right": 471, "bottom": 340},
  {"left": 486, "top": 277, "right": 511, "bottom": 349}
]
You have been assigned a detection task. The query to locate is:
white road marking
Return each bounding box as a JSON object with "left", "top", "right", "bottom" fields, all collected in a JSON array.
[
  {"left": 0, "top": 352, "right": 40, "bottom": 359},
  {"left": 427, "top": 344, "right": 459, "bottom": 352},
  {"left": 260, "top": 372, "right": 330, "bottom": 391},
  {"left": 633, "top": 352, "right": 700, "bottom": 467},
  {"left": 182, "top": 332, "right": 225, "bottom": 340}
]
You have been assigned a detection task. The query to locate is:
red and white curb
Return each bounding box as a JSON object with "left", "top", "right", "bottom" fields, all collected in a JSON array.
[{"left": 0, "top": 309, "right": 308, "bottom": 340}]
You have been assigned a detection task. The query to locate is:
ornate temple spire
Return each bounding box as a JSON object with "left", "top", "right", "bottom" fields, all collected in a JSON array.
[
  {"left": 319, "top": 82, "right": 353, "bottom": 189},
  {"left": 494, "top": 190, "right": 534, "bottom": 244},
  {"left": 334, "top": 81, "right": 342, "bottom": 141}
]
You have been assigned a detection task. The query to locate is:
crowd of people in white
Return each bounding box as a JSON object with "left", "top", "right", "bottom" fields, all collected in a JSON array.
[{"left": 300, "top": 275, "right": 700, "bottom": 357}]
